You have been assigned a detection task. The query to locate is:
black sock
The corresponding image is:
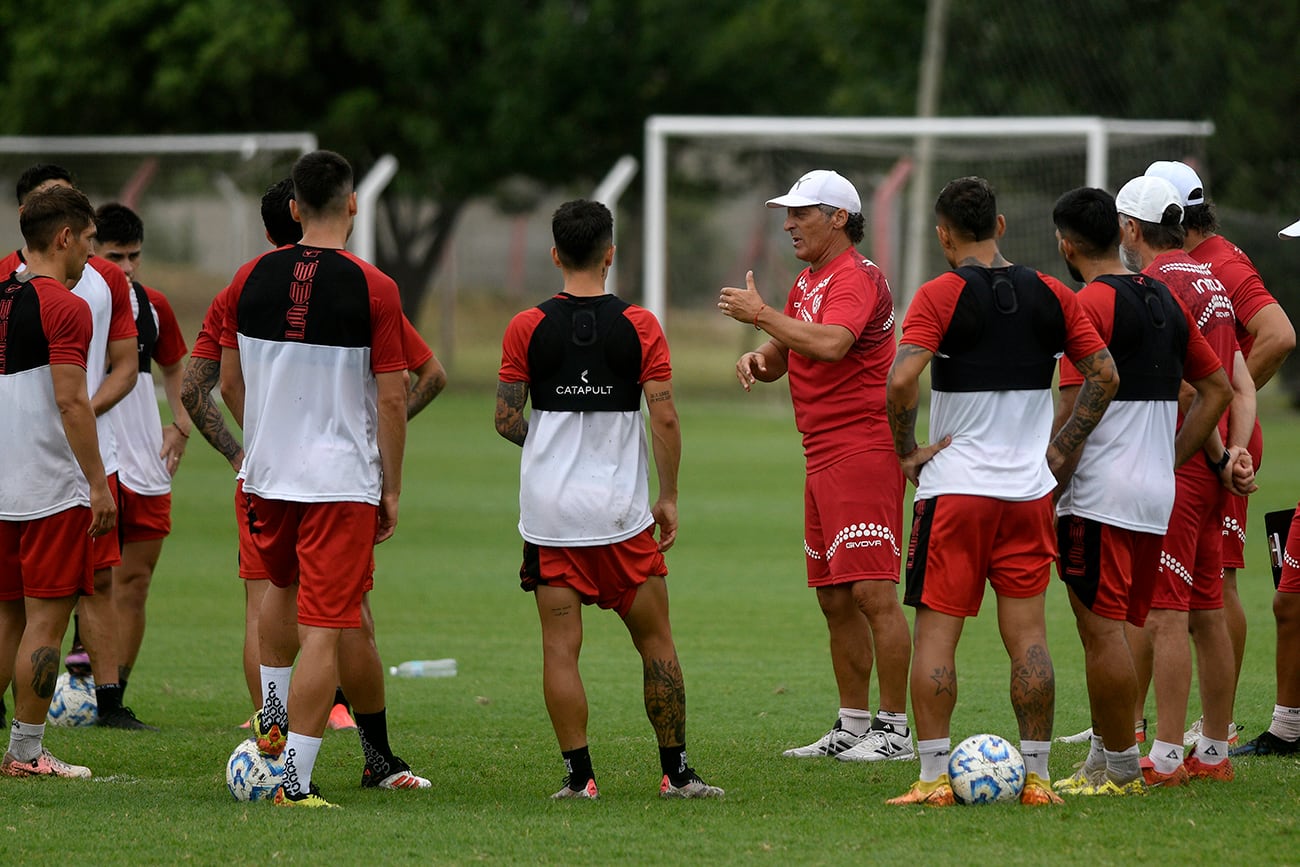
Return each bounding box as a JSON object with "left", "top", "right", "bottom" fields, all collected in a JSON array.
[
  {"left": 562, "top": 746, "right": 594, "bottom": 787},
  {"left": 333, "top": 687, "right": 349, "bottom": 711},
  {"left": 659, "top": 745, "right": 690, "bottom": 787},
  {"left": 355, "top": 709, "right": 393, "bottom": 772},
  {"left": 96, "top": 683, "right": 123, "bottom": 715},
  {"left": 71, "top": 614, "right": 82, "bottom": 649}
]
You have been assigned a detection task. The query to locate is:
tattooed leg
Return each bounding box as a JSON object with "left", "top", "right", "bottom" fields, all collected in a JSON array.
[
  {"left": 12, "top": 595, "right": 77, "bottom": 723},
  {"left": 997, "top": 593, "right": 1055, "bottom": 741},
  {"left": 622, "top": 577, "right": 687, "bottom": 747},
  {"left": 535, "top": 584, "right": 588, "bottom": 751},
  {"left": 910, "top": 606, "right": 965, "bottom": 741}
]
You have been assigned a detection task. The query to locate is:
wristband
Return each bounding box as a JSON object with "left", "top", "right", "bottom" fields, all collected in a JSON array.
[
  {"left": 753, "top": 304, "right": 766, "bottom": 330},
  {"left": 1207, "top": 449, "right": 1229, "bottom": 473}
]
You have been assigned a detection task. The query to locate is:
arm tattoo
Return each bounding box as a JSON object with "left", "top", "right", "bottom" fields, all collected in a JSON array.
[
  {"left": 646, "top": 388, "right": 671, "bottom": 404},
  {"left": 643, "top": 656, "right": 687, "bottom": 747},
  {"left": 181, "top": 357, "right": 243, "bottom": 465},
  {"left": 1009, "top": 644, "right": 1055, "bottom": 741},
  {"left": 887, "top": 344, "right": 929, "bottom": 454},
  {"left": 1051, "top": 348, "right": 1116, "bottom": 458},
  {"left": 406, "top": 376, "right": 444, "bottom": 420},
  {"left": 495, "top": 381, "right": 529, "bottom": 446}
]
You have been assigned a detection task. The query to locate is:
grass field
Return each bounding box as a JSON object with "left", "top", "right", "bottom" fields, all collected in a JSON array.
[{"left": 5, "top": 341, "right": 1300, "bottom": 865}]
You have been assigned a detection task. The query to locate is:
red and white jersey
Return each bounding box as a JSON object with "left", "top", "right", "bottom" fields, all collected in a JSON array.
[
  {"left": 110, "top": 283, "right": 188, "bottom": 495},
  {"left": 0, "top": 271, "right": 94, "bottom": 519},
  {"left": 1057, "top": 274, "right": 1223, "bottom": 533},
  {"left": 901, "top": 264, "right": 1106, "bottom": 502},
  {"left": 402, "top": 316, "right": 433, "bottom": 370},
  {"left": 219, "top": 245, "right": 406, "bottom": 504},
  {"left": 783, "top": 247, "right": 896, "bottom": 471},
  {"left": 1190, "top": 234, "right": 1276, "bottom": 359},
  {"left": 499, "top": 292, "right": 672, "bottom": 546},
  {"left": 190, "top": 284, "right": 230, "bottom": 363}
]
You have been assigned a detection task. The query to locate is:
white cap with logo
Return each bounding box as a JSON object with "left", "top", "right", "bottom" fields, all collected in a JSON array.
[
  {"left": 766, "top": 170, "right": 862, "bottom": 214},
  {"left": 1116, "top": 176, "right": 1184, "bottom": 225},
  {"left": 1280, "top": 218, "right": 1300, "bottom": 239},
  {"left": 1144, "top": 160, "right": 1206, "bottom": 207}
]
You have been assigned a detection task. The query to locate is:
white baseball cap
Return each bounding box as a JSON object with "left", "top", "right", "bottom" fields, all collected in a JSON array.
[
  {"left": 1144, "top": 160, "right": 1206, "bottom": 207},
  {"left": 1281, "top": 218, "right": 1300, "bottom": 239},
  {"left": 1116, "top": 176, "right": 1184, "bottom": 225},
  {"left": 766, "top": 170, "right": 862, "bottom": 214}
]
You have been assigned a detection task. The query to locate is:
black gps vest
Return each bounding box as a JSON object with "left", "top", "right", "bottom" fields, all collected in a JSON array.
[
  {"left": 1096, "top": 273, "right": 1188, "bottom": 402},
  {"left": 131, "top": 282, "right": 159, "bottom": 374},
  {"left": 527, "top": 293, "right": 644, "bottom": 413}
]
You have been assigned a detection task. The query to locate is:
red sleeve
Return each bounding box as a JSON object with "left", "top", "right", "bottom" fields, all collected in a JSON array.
[
  {"left": 90, "top": 256, "right": 137, "bottom": 342},
  {"left": 899, "top": 271, "right": 965, "bottom": 352},
  {"left": 498, "top": 308, "right": 545, "bottom": 382},
  {"left": 1058, "top": 281, "right": 1116, "bottom": 388},
  {"left": 37, "top": 278, "right": 92, "bottom": 368},
  {"left": 1173, "top": 293, "right": 1225, "bottom": 382},
  {"left": 624, "top": 306, "right": 672, "bottom": 383},
  {"left": 219, "top": 259, "right": 263, "bottom": 349},
  {"left": 191, "top": 288, "right": 229, "bottom": 361},
  {"left": 0, "top": 250, "right": 22, "bottom": 276},
  {"left": 401, "top": 316, "right": 434, "bottom": 369},
  {"left": 1043, "top": 273, "right": 1107, "bottom": 364},
  {"left": 144, "top": 286, "right": 188, "bottom": 366},
  {"left": 365, "top": 269, "right": 406, "bottom": 374}
]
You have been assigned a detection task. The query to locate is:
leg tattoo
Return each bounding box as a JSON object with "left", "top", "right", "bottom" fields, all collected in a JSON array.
[
  {"left": 31, "top": 646, "right": 59, "bottom": 699},
  {"left": 1010, "top": 644, "right": 1055, "bottom": 741},
  {"left": 644, "top": 657, "right": 686, "bottom": 747}
]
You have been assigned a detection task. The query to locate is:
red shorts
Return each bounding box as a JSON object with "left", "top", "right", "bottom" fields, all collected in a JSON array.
[
  {"left": 235, "top": 480, "right": 270, "bottom": 580},
  {"left": 117, "top": 484, "right": 171, "bottom": 544},
  {"left": 1279, "top": 504, "right": 1300, "bottom": 595},
  {"left": 241, "top": 491, "right": 376, "bottom": 628},
  {"left": 91, "top": 473, "right": 122, "bottom": 571},
  {"left": 1152, "top": 464, "right": 1226, "bottom": 612},
  {"left": 804, "top": 451, "right": 904, "bottom": 588},
  {"left": 905, "top": 493, "right": 1055, "bottom": 618},
  {"left": 1056, "top": 515, "right": 1163, "bottom": 627},
  {"left": 1221, "top": 421, "right": 1262, "bottom": 570},
  {"left": 0, "top": 507, "right": 95, "bottom": 600},
  {"left": 519, "top": 526, "right": 666, "bottom": 617}
]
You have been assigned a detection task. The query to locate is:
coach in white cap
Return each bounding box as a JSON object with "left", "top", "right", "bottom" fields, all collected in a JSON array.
[
  {"left": 717, "top": 170, "right": 915, "bottom": 763},
  {"left": 1146, "top": 162, "right": 1296, "bottom": 747}
]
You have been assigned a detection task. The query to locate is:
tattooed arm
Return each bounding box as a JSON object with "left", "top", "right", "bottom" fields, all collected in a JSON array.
[
  {"left": 181, "top": 356, "right": 244, "bottom": 471},
  {"left": 886, "top": 343, "right": 949, "bottom": 486},
  {"left": 495, "top": 380, "right": 529, "bottom": 447},
  {"left": 1047, "top": 347, "right": 1118, "bottom": 483},
  {"left": 407, "top": 353, "right": 447, "bottom": 420},
  {"left": 644, "top": 379, "right": 681, "bottom": 552}
]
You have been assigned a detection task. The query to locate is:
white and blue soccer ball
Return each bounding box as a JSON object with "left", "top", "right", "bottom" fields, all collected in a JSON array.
[
  {"left": 226, "top": 738, "right": 287, "bottom": 802},
  {"left": 46, "top": 672, "right": 98, "bottom": 727},
  {"left": 948, "top": 733, "right": 1026, "bottom": 804}
]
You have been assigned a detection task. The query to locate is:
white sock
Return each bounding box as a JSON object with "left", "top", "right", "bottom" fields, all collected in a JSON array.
[
  {"left": 1195, "top": 735, "right": 1229, "bottom": 765},
  {"left": 1084, "top": 733, "right": 1105, "bottom": 774},
  {"left": 259, "top": 665, "right": 293, "bottom": 723},
  {"left": 7, "top": 720, "right": 44, "bottom": 762},
  {"left": 875, "top": 710, "right": 909, "bottom": 732},
  {"left": 1149, "top": 739, "right": 1183, "bottom": 775},
  {"left": 1105, "top": 745, "right": 1141, "bottom": 784},
  {"left": 918, "top": 738, "right": 951, "bottom": 782},
  {"left": 1271, "top": 704, "right": 1300, "bottom": 741},
  {"left": 1019, "top": 739, "right": 1051, "bottom": 780},
  {"left": 283, "top": 732, "right": 322, "bottom": 796},
  {"left": 839, "top": 707, "right": 872, "bottom": 737}
]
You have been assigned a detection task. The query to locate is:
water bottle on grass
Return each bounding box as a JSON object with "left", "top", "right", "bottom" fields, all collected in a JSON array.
[{"left": 390, "top": 659, "right": 457, "bottom": 678}]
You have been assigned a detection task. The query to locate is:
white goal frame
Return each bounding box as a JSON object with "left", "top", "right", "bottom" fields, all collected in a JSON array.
[{"left": 642, "top": 115, "right": 1215, "bottom": 325}]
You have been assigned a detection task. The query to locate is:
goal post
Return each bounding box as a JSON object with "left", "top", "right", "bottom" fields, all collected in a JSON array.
[{"left": 642, "top": 115, "right": 1216, "bottom": 326}]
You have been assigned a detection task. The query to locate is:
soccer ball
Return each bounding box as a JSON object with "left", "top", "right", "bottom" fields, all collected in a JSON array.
[
  {"left": 46, "top": 672, "right": 98, "bottom": 727},
  {"left": 948, "top": 733, "right": 1026, "bottom": 804},
  {"left": 226, "top": 738, "right": 287, "bottom": 802}
]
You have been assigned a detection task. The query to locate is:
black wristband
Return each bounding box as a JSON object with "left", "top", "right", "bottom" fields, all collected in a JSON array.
[{"left": 1207, "top": 449, "right": 1230, "bottom": 473}]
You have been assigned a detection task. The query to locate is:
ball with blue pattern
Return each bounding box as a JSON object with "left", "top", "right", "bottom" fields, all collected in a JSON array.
[
  {"left": 226, "top": 738, "right": 288, "bottom": 802},
  {"left": 948, "top": 733, "right": 1026, "bottom": 804},
  {"left": 46, "top": 672, "right": 98, "bottom": 727}
]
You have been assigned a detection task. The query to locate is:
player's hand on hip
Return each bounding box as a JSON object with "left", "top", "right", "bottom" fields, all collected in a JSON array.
[
  {"left": 652, "top": 499, "right": 678, "bottom": 552},
  {"left": 735, "top": 351, "right": 767, "bottom": 391},
  {"left": 375, "top": 493, "right": 400, "bottom": 544},
  {"left": 718, "top": 271, "right": 764, "bottom": 326},
  {"left": 899, "top": 436, "right": 951, "bottom": 487}
]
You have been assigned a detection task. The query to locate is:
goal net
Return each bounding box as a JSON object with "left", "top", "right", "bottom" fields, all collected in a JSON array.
[{"left": 642, "top": 116, "right": 1216, "bottom": 323}]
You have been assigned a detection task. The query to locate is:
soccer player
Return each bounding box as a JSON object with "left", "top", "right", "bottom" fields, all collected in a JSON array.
[
  {"left": 1232, "top": 215, "right": 1300, "bottom": 757},
  {"left": 1, "top": 185, "right": 116, "bottom": 777},
  {"left": 0, "top": 165, "right": 146, "bottom": 730},
  {"left": 219, "top": 151, "right": 408, "bottom": 808},
  {"left": 1048, "top": 187, "right": 1232, "bottom": 796},
  {"left": 885, "top": 177, "right": 1118, "bottom": 807},
  {"left": 496, "top": 199, "right": 723, "bottom": 800},
  {"left": 1145, "top": 160, "right": 1296, "bottom": 747},
  {"left": 94, "top": 203, "right": 192, "bottom": 719},
  {"left": 1115, "top": 175, "right": 1255, "bottom": 786},
  {"left": 718, "top": 170, "right": 913, "bottom": 762}
]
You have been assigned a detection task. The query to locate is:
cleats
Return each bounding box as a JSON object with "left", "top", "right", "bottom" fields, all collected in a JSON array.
[
  {"left": 1075, "top": 777, "right": 1147, "bottom": 797},
  {"left": 1139, "top": 756, "right": 1189, "bottom": 787},
  {"left": 836, "top": 725, "right": 915, "bottom": 762},
  {"left": 96, "top": 706, "right": 159, "bottom": 731},
  {"left": 238, "top": 717, "right": 252, "bottom": 730},
  {"left": 273, "top": 783, "right": 339, "bottom": 808},
  {"left": 782, "top": 720, "right": 868, "bottom": 758},
  {"left": 361, "top": 756, "right": 430, "bottom": 790},
  {"left": 1052, "top": 765, "right": 1105, "bottom": 793},
  {"left": 64, "top": 647, "right": 91, "bottom": 678},
  {"left": 886, "top": 775, "right": 955, "bottom": 807},
  {"left": 551, "top": 777, "right": 599, "bottom": 800},
  {"left": 1020, "top": 773, "right": 1064, "bottom": 806},
  {"left": 252, "top": 710, "right": 287, "bottom": 758},
  {"left": 1056, "top": 718, "right": 1146, "bottom": 744},
  {"left": 1182, "top": 717, "right": 1239, "bottom": 747},
  {"left": 326, "top": 703, "right": 357, "bottom": 731},
  {"left": 660, "top": 771, "right": 725, "bottom": 799},
  {"left": 1184, "top": 753, "right": 1234, "bottom": 782},
  {"left": 1, "top": 748, "right": 92, "bottom": 779},
  {"left": 1230, "top": 729, "right": 1300, "bottom": 757}
]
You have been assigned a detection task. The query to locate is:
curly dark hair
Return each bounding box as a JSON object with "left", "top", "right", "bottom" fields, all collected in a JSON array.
[{"left": 1181, "top": 201, "right": 1219, "bottom": 235}]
